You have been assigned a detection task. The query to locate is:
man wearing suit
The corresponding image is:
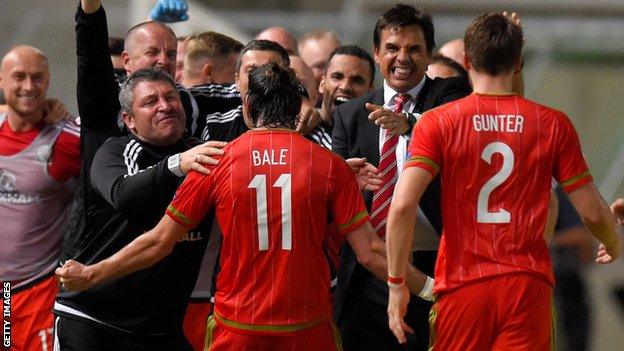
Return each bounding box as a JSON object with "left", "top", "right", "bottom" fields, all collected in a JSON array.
[{"left": 331, "top": 4, "right": 471, "bottom": 350}]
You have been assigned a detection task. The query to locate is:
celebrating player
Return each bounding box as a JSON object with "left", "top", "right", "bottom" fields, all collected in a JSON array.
[{"left": 386, "top": 12, "right": 620, "bottom": 350}]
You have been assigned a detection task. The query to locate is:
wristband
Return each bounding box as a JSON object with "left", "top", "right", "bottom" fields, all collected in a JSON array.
[
  {"left": 387, "top": 276, "right": 405, "bottom": 288},
  {"left": 418, "top": 276, "right": 435, "bottom": 302}
]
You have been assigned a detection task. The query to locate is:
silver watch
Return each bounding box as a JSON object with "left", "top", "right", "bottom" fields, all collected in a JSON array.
[{"left": 167, "top": 153, "right": 185, "bottom": 177}]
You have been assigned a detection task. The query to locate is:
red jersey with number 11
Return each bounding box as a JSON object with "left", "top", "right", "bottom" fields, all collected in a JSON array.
[
  {"left": 166, "top": 129, "right": 368, "bottom": 333},
  {"left": 406, "top": 93, "right": 592, "bottom": 294}
]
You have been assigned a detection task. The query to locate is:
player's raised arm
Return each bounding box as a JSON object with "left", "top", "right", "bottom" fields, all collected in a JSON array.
[
  {"left": 568, "top": 183, "right": 621, "bottom": 263},
  {"left": 56, "top": 215, "right": 187, "bottom": 292},
  {"left": 385, "top": 166, "right": 434, "bottom": 343}
]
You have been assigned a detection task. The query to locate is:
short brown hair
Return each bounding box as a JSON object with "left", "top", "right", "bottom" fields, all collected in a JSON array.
[
  {"left": 184, "top": 31, "right": 243, "bottom": 76},
  {"left": 464, "top": 13, "right": 523, "bottom": 75}
]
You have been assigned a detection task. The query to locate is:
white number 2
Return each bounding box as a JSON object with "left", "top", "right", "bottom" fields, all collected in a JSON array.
[
  {"left": 248, "top": 174, "right": 292, "bottom": 251},
  {"left": 477, "top": 142, "right": 514, "bottom": 223}
]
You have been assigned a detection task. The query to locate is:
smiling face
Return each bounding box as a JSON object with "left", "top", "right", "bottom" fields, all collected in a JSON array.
[
  {"left": 123, "top": 23, "right": 178, "bottom": 77},
  {"left": 319, "top": 54, "right": 373, "bottom": 118},
  {"left": 122, "top": 80, "right": 185, "bottom": 146},
  {"left": 374, "top": 25, "right": 431, "bottom": 93},
  {"left": 0, "top": 46, "right": 49, "bottom": 121}
]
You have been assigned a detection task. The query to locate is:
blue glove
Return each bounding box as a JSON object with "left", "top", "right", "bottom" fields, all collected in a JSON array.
[{"left": 150, "top": 0, "right": 189, "bottom": 23}]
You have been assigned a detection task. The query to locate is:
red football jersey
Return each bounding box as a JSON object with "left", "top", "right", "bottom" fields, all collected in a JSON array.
[
  {"left": 406, "top": 93, "right": 592, "bottom": 294},
  {"left": 167, "top": 129, "right": 368, "bottom": 332}
]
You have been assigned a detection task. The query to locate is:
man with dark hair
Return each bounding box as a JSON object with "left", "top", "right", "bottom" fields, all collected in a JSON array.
[
  {"left": 181, "top": 31, "right": 243, "bottom": 87},
  {"left": 308, "top": 44, "right": 375, "bottom": 149},
  {"left": 57, "top": 62, "right": 430, "bottom": 350},
  {"left": 332, "top": 4, "right": 471, "bottom": 350},
  {"left": 386, "top": 12, "right": 619, "bottom": 350},
  {"left": 54, "top": 68, "right": 223, "bottom": 350},
  {"left": 427, "top": 53, "right": 468, "bottom": 80}
]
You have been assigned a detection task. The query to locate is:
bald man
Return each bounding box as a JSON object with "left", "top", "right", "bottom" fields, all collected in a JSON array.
[
  {"left": 256, "top": 26, "right": 298, "bottom": 55},
  {"left": 437, "top": 38, "right": 465, "bottom": 66},
  {"left": 0, "top": 46, "right": 80, "bottom": 351}
]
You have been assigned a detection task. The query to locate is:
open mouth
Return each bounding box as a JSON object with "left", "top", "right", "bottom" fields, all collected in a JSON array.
[
  {"left": 391, "top": 67, "right": 413, "bottom": 76},
  {"left": 334, "top": 96, "right": 351, "bottom": 106}
]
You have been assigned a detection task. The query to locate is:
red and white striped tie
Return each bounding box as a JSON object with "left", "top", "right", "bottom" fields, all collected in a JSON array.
[{"left": 370, "top": 93, "right": 410, "bottom": 238}]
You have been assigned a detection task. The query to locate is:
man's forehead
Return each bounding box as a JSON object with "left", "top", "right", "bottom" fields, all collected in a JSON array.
[
  {"left": 134, "top": 80, "right": 176, "bottom": 94},
  {"left": 1, "top": 54, "right": 48, "bottom": 74},
  {"left": 328, "top": 55, "right": 369, "bottom": 74},
  {"left": 242, "top": 50, "right": 284, "bottom": 66}
]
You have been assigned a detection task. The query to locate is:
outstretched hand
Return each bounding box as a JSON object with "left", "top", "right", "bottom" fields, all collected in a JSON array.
[
  {"left": 611, "top": 198, "right": 624, "bottom": 225},
  {"left": 366, "top": 103, "right": 408, "bottom": 136},
  {"left": 150, "top": 0, "right": 189, "bottom": 22},
  {"left": 346, "top": 157, "right": 382, "bottom": 191},
  {"left": 387, "top": 285, "right": 414, "bottom": 344},
  {"left": 56, "top": 260, "right": 96, "bottom": 292}
]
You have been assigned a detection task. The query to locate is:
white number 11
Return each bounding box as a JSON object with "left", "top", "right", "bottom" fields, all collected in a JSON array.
[{"left": 248, "top": 174, "right": 292, "bottom": 251}]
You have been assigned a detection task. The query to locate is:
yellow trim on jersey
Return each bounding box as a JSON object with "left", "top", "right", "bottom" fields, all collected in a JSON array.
[
  {"left": 551, "top": 296, "right": 557, "bottom": 351},
  {"left": 204, "top": 315, "right": 217, "bottom": 351},
  {"left": 337, "top": 211, "right": 368, "bottom": 233},
  {"left": 214, "top": 312, "right": 328, "bottom": 333},
  {"left": 561, "top": 170, "right": 591, "bottom": 189},
  {"left": 407, "top": 156, "right": 440, "bottom": 172},
  {"left": 167, "top": 204, "right": 195, "bottom": 226},
  {"left": 331, "top": 320, "right": 344, "bottom": 351},
  {"left": 428, "top": 302, "right": 438, "bottom": 351}
]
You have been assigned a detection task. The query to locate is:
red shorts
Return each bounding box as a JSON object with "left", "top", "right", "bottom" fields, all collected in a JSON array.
[
  {"left": 1, "top": 275, "right": 58, "bottom": 351},
  {"left": 205, "top": 315, "right": 342, "bottom": 351},
  {"left": 183, "top": 301, "right": 213, "bottom": 351},
  {"left": 430, "top": 273, "right": 554, "bottom": 351}
]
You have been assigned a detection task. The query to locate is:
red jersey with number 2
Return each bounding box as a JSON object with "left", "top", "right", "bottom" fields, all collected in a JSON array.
[
  {"left": 166, "top": 129, "right": 368, "bottom": 332},
  {"left": 406, "top": 93, "right": 592, "bottom": 294}
]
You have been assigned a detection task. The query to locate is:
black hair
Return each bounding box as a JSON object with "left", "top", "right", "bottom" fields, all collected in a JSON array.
[
  {"left": 373, "top": 4, "right": 435, "bottom": 54},
  {"left": 246, "top": 62, "right": 302, "bottom": 129},
  {"left": 327, "top": 45, "right": 375, "bottom": 82}
]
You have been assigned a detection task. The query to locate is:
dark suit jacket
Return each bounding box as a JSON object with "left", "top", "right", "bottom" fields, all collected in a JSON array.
[{"left": 331, "top": 76, "right": 471, "bottom": 320}]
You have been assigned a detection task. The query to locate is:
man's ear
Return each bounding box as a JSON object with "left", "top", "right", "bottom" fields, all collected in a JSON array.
[
  {"left": 122, "top": 52, "right": 131, "bottom": 74},
  {"left": 121, "top": 111, "right": 136, "bottom": 133},
  {"left": 202, "top": 62, "right": 213, "bottom": 81},
  {"left": 463, "top": 53, "right": 472, "bottom": 71},
  {"left": 318, "top": 75, "right": 325, "bottom": 95}
]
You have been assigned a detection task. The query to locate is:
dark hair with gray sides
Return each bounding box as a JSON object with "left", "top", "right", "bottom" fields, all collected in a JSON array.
[
  {"left": 119, "top": 68, "right": 178, "bottom": 115},
  {"left": 246, "top": 62, "right": 302, "bottom": 129},
  {"left": 236, "top": 40, "right": 290, "bottom": 73}
]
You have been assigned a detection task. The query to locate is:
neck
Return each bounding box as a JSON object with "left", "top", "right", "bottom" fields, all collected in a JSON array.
[
  {"left": 5, "top": 108, "right": 44, "bottom": 132},
  {"left": 469, "top": 70, "right": 515, "bottom": 95}
]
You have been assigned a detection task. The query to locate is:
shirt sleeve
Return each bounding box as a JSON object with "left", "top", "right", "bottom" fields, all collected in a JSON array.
[
  {"left": 48, "top": 120, "right": 81, "bottom": 182},
  {"left": 405, "top": 111, "right": 443, "bottom": 176},
  {"left": 329, "top": 156, "right": 370, "bottom": 236},
  {"left": 553, "top": 114, "right": 593, "bottom": 193},
  {"left": 166, "top": 170, "right": 215, "bottom": 228}
]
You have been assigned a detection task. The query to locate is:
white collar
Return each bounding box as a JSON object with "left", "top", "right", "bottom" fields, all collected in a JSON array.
[{"left": 382, "top": 75, "right": 426, "bottom": 105}]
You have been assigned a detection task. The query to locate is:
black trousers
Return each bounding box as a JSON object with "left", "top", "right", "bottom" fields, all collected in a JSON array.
[
  {"left": 54, "top": 316, "right": 192, "bottom": 351},
  {"left": 339, "top": 250, "right": 437, "bottom": 351}
]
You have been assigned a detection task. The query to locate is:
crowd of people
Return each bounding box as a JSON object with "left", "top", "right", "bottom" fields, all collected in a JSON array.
[{"left": 1, "top": 0, "right": 623, "bottom": 350}]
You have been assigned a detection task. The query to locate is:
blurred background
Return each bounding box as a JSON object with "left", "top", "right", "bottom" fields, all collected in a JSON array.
[{"left": 1, "top": 1, "right": 623, "bottom": 349}]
